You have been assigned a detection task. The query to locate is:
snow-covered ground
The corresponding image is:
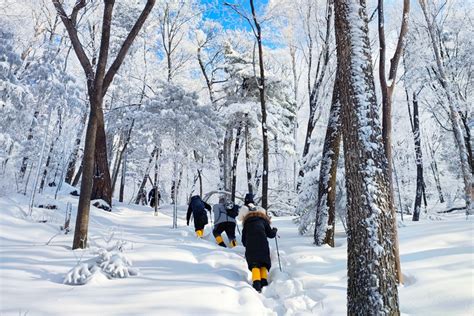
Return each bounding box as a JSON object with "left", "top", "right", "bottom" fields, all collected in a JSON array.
[{"left": 0, "top": 192, "right": 473, "bottom": 315}]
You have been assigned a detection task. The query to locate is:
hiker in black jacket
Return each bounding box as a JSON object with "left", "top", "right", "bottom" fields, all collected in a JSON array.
[
  {"left": 241, "top": 203, "right": 277, "bottom": 292},
  {"left": 148, "top": 187, "right": 161, "bottom": 208},
  {"left": 186, "top": 195, "right": 212, "bottom": 237}
]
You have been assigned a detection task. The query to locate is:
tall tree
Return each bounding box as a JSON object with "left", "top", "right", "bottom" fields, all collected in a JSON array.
[
  {"left": 224, "top": 1, "right": 269, "bottom": 208},
  {"left": 378, "top": 0, "right": 409, "bottom": 285},
  {"left": 334, "top": 0, "right": 399, "bottom": 313},
  {"left": 313, "top": 74, "right": 341, "bottom": 247},
  {"left": 52, "top": 0, "right": 156, "bottom": 249},
  {"left": 249, "top": 0, "right": 268, "bottom": 209},
  {"left": 408, "top": 91, "right": 424, "bottom": 221}
]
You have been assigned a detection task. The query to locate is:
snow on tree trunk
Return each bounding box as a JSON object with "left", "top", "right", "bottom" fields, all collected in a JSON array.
[
  {"left": 65, "top": 112, "right": 87, "bottom": 184},
  {"left": 135, "top": 147, "right": 158, "bottom": 205},
  {"left": 334, "top": 1, "right": 400, "bottom": 314},
  {"left": 91, "top": 112, "right": 112, "bottom": 207},
  {"left": 19, "top": 110, "right": 40, "bottom": 178},
  {"left": 223, "top": 125, "right": 233, "bottom": 192},
  {"left": 231, "top": 122, "right": 243, "bottom": 202},
  {"left": 411, "top": 93, "right": 424, "bottom": 221},
  {"left": 245, "top": 122, "right": 254, "bottom": 195},
  {"left": 249, "top": 0, "right": 269, "bottom": 209},
  {"left": 313, "top": 76, "right": 341, "bottom": 247},
  {"left": 119, "top": 151, "right": 126, "bottom": 203}
]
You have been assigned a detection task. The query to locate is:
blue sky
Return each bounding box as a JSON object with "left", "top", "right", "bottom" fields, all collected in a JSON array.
[{"left": 200, "top": 0, "right": 270, "bottom": 30}]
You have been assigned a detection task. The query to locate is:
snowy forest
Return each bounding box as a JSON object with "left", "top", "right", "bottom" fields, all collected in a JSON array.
[{"left": 0, "top": 0, "right": 472, "bottom": 315}]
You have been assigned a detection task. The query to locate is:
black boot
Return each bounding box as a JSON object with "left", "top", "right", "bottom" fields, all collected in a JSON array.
[
  {"left": 252, "top": 280, "right": 262, "bottom": 293},
  {"left": 218, "top": 241, "right": 227, "bottom": 247},
  {"left": 261, "top": 279, "right": 268, "bottom": 287}
]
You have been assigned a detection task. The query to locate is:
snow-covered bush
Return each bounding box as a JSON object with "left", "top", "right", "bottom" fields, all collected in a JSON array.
[{"left": 64, "top": 249, "right": 139, "bottom": 285}]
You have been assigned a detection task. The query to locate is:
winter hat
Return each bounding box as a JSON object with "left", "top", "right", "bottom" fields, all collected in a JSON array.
[
  {"left": 218, "top": 196, "right": 226, "bottom": 204},
  {"left": 244, "top": 193, "right": 254, "bottom": 205},
  {"left": 225, "top": 201, "right": 234, "bottom": 210},
  {"left": 247, "top": 203, "right": 257, "bottom": 211}
]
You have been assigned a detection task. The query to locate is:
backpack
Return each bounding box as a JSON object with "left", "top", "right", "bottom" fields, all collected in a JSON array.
[
  {"left": 190, "top": 196, "right": 206, "bottom": 217},
  {"left": 226, "top": 205, "right": 239, "bottom": 218}
]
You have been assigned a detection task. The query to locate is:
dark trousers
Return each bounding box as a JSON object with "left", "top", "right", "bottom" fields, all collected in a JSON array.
[{"left": 213, "top": 222, "right": 236, "bottom": 240}]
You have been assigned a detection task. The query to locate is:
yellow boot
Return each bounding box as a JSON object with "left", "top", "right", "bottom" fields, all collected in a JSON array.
[
  {"left": 215, "top": 235, "right": 226, "bottom": 247},
  {"left": 260, "top": 267, "right": 268, "bottom": 287},
  {"left": 252, "top": 267, "right": 262, "bottom": 292},
  {"left": 230, "top": 239, "right": 237, "bottom": 248},
  {"left": 196, "top": 229, "right": 203, "bottom": 238}
]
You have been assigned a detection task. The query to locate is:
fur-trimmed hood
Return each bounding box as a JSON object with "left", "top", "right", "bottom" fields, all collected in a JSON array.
[{"left": 240, "top": 205, "right": 271, "bottom": 224}]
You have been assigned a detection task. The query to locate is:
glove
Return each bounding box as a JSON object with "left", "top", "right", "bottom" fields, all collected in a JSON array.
[{"left": 272, "top": 227, "right": 278, "bottom": 234}]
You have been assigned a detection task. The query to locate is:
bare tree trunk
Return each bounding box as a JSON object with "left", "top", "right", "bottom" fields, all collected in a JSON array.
[
  {"left": 249, "top": 0, "right": 269, "bottom": 209},
  {"left": 19, "top": 110, "right": 40, "bottom": 178},
  {"left": 378, "top": 0, "right": 409, "bottom": 285},
  {"left": 119, "top": 151, "right": 126, "bottom": 202},
  {"left": 335, "top": 1, "right": 399, "bottom": 313},
  {"left": 65, "top": 111, "right": 87, "bottom": 184},
  {"left": 459, "top": 113, "right": 473, "bottom": 174},
  {"left": 245, "top": 122, "right": 254, "bottom": 195},
  {"left": 426, "top": 139, "right": 444, "bottom": 203},
  {"left": 410, "top": 92, "right": 424, "bottom": 221},
  {"left": 39, "top": 137, "right": 56, "bottom": 192},
  {"left": 231, "top": 122, "right": 243, "bottom": 202},
  {"left": 223, "top": 125, "right": 233, "bottom": 191},
  {"left": 40, "top": 110, "right": 63, "bottom": 192},
  {"left": 198, "top": 169, "right": 203, "bottom": 197},
  {"left": 314, "top": 75, "right": 341, "bottom": 247},
  {"left": 91, "top": 110, "right": 112, "bottom": 206},
  {"left": 135, "top": 146, "right": 158, "bottom": 204},
  {"left": 73, "top": 99, "right": 99, "bottom": 249}
]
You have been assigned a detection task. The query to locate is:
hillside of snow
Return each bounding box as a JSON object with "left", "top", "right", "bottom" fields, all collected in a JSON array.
[{"left": 0, "top": 192, "right": 473, "bottom": 315}]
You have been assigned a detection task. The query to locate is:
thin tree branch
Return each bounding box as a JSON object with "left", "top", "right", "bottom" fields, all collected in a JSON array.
[{"left": 102, "top": 0, "right": 156, "bottom": 96}]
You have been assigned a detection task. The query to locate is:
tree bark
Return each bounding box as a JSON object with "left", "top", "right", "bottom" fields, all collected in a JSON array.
[
  {"left": 119, "top": 151, "right": 126, "bottom": 202},
  {"left": 53, "top": 0, "right": 156, "bottom": 249},
  {"left": 65, "top": 112, "right": 87, "bottom": 184},
  {"left": 231, "top": 122, "right": 243, "bottom": 202},
  {"left": 335, "top": 1, "right": 400, "bottom": 313},
  {"left": 19, "top": 110, "right": 40, "bottom": 178},
  {"left": 245, "top": 122, "right": 254, "bottom": 195},
  {"left": 91, "top": 101, "right": 112, "bottom": 206},
  {"left": 249, "top": 0, "right": 269, "bottom": 209},
  {"left": 426, "top": 139, "right": 444, "bottom": 203},
  {"left": 410, "top": 92, "right": 424, "bottom": 221},
  {"left": 223, "top": 125, "right": 233, "bottom": 191},
  {"left": 135, "top": 147, "right": 158, "bottom": 204},
  {"left": 313, "top": 75, "right": 341, "bottom": 247},
  {"left": 378, "top": 0, "right": 409, "bottom": 285}
]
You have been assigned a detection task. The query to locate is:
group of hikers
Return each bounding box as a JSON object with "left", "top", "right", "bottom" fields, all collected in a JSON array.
[{"left": 185, "top": 193, "right": 278, "bottom": 293}]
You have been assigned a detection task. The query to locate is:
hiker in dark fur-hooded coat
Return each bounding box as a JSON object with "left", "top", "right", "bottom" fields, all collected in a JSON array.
[{"left": 241, "top": 208, "right": 277, "bottom": 270}]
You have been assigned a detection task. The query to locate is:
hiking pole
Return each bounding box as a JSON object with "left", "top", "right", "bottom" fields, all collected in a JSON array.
[{"left": 275, "top": 234, "right": 282, "bottom": 272}]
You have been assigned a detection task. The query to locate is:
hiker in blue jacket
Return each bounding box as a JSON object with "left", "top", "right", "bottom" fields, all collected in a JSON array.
[
  {"left": 186, "top": 195, "right": 212, "bottom": 237},
  {"left": 212, "top": 196, "right": 238, "bottom": 248},
  {"left": 240, "top": 200, "right": 277, "bottom": 293}
]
